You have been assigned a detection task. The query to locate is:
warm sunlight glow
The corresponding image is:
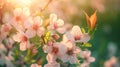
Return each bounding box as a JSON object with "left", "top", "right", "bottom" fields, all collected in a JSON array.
[{"left": 7, "top": 0, "right": 32, "bottom": 7}]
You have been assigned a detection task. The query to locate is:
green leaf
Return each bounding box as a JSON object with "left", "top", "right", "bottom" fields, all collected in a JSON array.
[{"left": 84, "top": 43, "right": 92, "bottom": 47}]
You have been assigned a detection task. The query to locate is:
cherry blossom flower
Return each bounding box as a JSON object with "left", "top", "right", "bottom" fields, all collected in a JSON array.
[
  {"left": 44, "top": 53, "right": 60, "bottom": 67},
  {"left": 80, "top": 50, "right": 95, "bottom": 66},
  {"left": 31, "top": 63, "right": 42, "bottom": 67},
  {"left": 47, "top": 13, "right": 66, "bottom": 34},
  {"left": 10, "top": 7, "right": 31, "bottom": 31},
  {"left": 44, "top": 42, "right": 63, "bottom": 67},
  {"left": 12, "top": 31, "right": 30, "bottom": 51},
  {"left": 59, "top": 35, "right": 81, "bottom": 64},
  {"left": 65, "top": 25, "right": 90, "bottom": 43},
  {"left": 25, "top": 16, "right": 44, "bottom": 38},
  {"left": 43, "top": 42, "right": 61, "bottom": 56}
]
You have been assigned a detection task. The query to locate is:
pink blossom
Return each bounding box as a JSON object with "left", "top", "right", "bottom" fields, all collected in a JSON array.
[
  {"left": 65, "top": 25, "right": 90, "bottom": 43},
  {"left": 43, "top": 42, "right": 61, "bottom": 56},
  {"left": 25, "top": 16, "right": 44, "bottom": 38},
  {"left": 44, "top": 43, "right": 62, "bottom": 67},
  {"left": 104, "top": 56, "right": 118, "bottom": 67},
  {"left": 10, "top": 7, "right": 31, "bottom": 31},
  {"left": 60, "top": 36, "right": 81, "bottom": 64},
  {"left": 80, "top": 50, "right": 95, "bottom": 65},
  {"left": 12, "top": 32, "right": 30, "bottom": 51},
  {"left": 44, "top": 49, "right": 60, "bottom": 67},
  {"left": 47, "top": 13, "right": 66, "bottom": 34},
  {"left": 0, "top": 23, "right": 12, "bottom": 42}
]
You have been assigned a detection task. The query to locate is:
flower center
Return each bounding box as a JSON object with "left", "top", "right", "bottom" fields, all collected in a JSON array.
[
  {"left": 32, "top": 24, "right": 39, "bottom": 30},
  {"left": 21, "top": 35, "right": 28, "bottom": 42},
  {"left": 3, "top": 25, "right": 11, "bottom": 32},
  {"left": 67, "top": 48, "right": 74, "bottom": 55},
  {"left": 52, "top": 46, "right": 59, "bottom": 54},
  {"left": 54, "top": 22, "right": 58, "bottom": 29},
  {"left": 16, "top": 16, "right": 22, "bottom": 23}
]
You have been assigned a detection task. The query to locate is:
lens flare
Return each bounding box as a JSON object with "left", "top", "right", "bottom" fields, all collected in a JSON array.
[{"left": 7, "top": 0, "right": 32, "bottom": 7}]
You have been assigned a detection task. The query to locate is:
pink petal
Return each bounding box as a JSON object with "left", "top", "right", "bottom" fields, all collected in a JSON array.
[
  {"left": 69, "top": 55, "right": 78, "bottom": 64},
  {"left": 76, "top": 34, "right": 90, "bottom": 42},
  {"left": 24, "top": 17, "right": 33, "bottom": 28},
  {"left": 46, "top": 53, "right": 57, "bottom": 63},
  {"left": 25, "top": 29, "right": 36, "bottom": 38},
  {"left": 65, "top": 32, "right": 75, "bottom": 42},
  {"left": 88, "top": 57, "right": 95, "bottom": 62},
  {"left": 56, "top": 27, "right": 66, "bottom": 34},
  {"left": 37, "top": 27, "right": 44, "bottom": 37},
  {"left": 86, "top": 51, "right": 91, "bottom": 57},
  {"left": 56, "top": 19, "right": 64, "bottom": 27}
]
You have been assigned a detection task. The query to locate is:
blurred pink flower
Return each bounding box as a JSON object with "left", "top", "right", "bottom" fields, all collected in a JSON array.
[
  {"left": 80, "top": 50, "right": 95, "bottom": 66},
  {"left": 11, "top": 7, "right": 31, "bottom": 31},
  {"left": 104, "top": 56, "right": 118, "bottom": 67},
  {"left": 0, "top": 23, "right": 12, "bottom": 42},
  {"left": 25, "top": 16, "right": 44, "bottom": 38},
  {"left": 31, "top": 63, "right": 42, "bottom": 67},
  {"left": 44, "top": 52, "right": 60, "bottom": 67},
  {"left": 44, "top": 42, "right": 63, "bottom": 58},
  {"left": 13, "top": 32, "right": 30, "bottom": 51},
  {"left": 47, "top": 13, "right": 66, "bottom": 34},
  {"left": 65, "top": 25, "right": 90, "bottom": 43}
]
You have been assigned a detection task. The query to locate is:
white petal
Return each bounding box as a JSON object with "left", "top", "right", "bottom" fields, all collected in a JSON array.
[
  {"left": 12, "top": 33, "right": 21, "bottom": 42},
  {"left": 50, "top": 13, "right": 57, "bottom": 24},
  {"left": 20, "top": 42, "right": 27, "bottom": 51},
  {"left": 14, "top": 8, "right": 22, "bottom": 16},
  {"left": 71, "top": 25, "right": 83, "bottom": 37},
  {"left": 23, "top": 7, "right": 30, "bottom": 17},
  {"left": 56, "top": 19, "right": 64, "bottom": 27},
  {"left": 33, "top": 16, "right": 43, "bottom": 26}
]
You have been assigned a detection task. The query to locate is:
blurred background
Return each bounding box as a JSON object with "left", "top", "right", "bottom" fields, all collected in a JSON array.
[{"left": 0, "top": 0, "right": 120, "bottom": 67}]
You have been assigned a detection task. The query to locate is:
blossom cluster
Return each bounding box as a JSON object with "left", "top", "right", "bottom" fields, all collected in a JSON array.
[{"left": 0, "top": 0, "right": 97, "bottom": 67}]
